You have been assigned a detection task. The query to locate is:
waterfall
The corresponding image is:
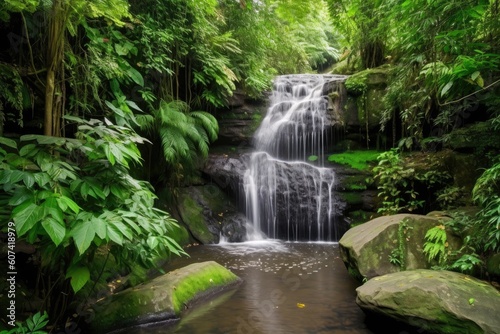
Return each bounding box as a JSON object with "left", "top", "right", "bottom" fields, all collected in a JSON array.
[{"left": 243, "top": 74, "right": 348, "bottom": 241}]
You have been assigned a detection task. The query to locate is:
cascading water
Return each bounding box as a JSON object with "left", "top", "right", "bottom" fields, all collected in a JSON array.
[{"left": 243, "top": 74, "right": 348, "bottom": 241}]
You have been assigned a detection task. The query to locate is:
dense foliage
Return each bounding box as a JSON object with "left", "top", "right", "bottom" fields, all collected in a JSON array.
[
  {"left": 1, "top": 0, "right": 499, "bottom": 329},
  {"left": 0, "top": 0, "right": 338, "bottom": 329}
]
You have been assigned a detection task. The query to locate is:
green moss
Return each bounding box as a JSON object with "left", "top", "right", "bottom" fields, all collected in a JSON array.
[
  {"left": 179, "top": 195, "right": 214, "bottom": 243},
  {"left": 91, "top": 262, "right": 240, "bottom": 333},
  {"left": 343, "top": 174, "right": 370, "bottom": 191},
  {"left": 345, "top": 66, "right": 389, "bottom": 96},
  {"left": 339, "top": 192, "right": 364, "bottom": 206},
  {"left": 172, "top": 265, "right": 239, "bottom": 314},
  {"left": 328, "top": 150, "right": 380, "bottom": 170}
]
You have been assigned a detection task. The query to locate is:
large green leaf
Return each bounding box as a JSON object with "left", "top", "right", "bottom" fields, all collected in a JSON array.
[
  {"left": 91, "top": 216, "right": 107, "bottom": 239},
  {"left": 41, "top": 217, "right": 66, "bottom": 246},
  {"left": 126, "top": 66, "right": 144, "bottom": 87},
  {"left": 106, "top": 223, "right": 123, "bottom": 245},
  {"left": 56, "top": 195, "right": 81, "bottom": 214},
  {"left": 8, "top": 187, "right": 34, "bottom": 206},
  {"left": 66, "top": 265, "right": 90, "bottom": 293},
  {"left": 71, "top": 221, "right": 96, "bottom": 255},
  {"left": 0, "top": 136, "right": 17, "bottom": 149},
  {"left": 12, "top": 202, "right": 42, "bottom": 236}
]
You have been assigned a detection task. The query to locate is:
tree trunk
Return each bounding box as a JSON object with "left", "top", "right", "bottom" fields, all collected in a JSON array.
[{"left": 44, "top": 0, "right": 66, "bottom": 137}]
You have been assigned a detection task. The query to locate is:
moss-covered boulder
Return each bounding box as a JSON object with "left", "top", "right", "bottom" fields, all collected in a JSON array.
[
  {"left": 175, "top": 185, "right": 247, "bottom": 244},
  {"left": 89, "top": 261, "right": 242, "bottom": 333},
  {"left": 339, "top": 213, "right": 462, "bottom": 280},
  {"left": 356, "top": 269, "right": 500, "bottom": 334}
]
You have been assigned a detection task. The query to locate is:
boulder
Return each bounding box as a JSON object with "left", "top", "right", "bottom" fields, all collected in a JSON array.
[
  {"left": 356, "top": 269, "right": 500, "bottom": 334},
  {"left": 90, "top": 261, "right": 242, "bottom": 333},
  {"left": 339, "top": 213, "right": 461, "bottom": 280},
  {"left": 175, "top": 185, "right": 247, "bottom": 244}
]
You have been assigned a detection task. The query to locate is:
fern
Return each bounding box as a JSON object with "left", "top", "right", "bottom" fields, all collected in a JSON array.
[
  {"left": 138, "top": 99, "right": 218, "bottom": 182},
  {"left": 423, "top": 225, "right": 448, "bottom": 263}
]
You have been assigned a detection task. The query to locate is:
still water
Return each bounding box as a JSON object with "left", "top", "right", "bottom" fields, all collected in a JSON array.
[{"left": 124, "top": 240, "right": 375, "bottom": 334}]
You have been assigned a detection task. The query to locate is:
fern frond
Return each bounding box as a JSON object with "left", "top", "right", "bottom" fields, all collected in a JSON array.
[
  {"left": 135, "top": 114, "right": 155, "bottom": 133},
  {"left": 191, "top": 111, "right": 219, "bottom": 142}
]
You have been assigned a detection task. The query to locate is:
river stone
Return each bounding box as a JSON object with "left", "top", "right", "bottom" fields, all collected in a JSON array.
[
  {"left": 339, "top": 213, "right": 461, "bottom": 280},
  {"left": 89, "top": 261, "right": 242, "bottom": 333},
  {"left": 356, "top": 269, "right": 500, "bottom": 334}
]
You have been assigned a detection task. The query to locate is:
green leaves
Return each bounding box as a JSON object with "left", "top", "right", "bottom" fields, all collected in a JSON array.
[
  {"left": 423, "top": 225, "right": 448, "bottom": 263},
  {"left": 1, "top": 117, "right": 186, "bottom": 298},
  {"left": 71, "top": 221, "right": 96, "bottom": 255},
  {"left": 41, "top": 217, "right": 66, "bottom": 246},
  {"left": 12, "top": 202, "right": 42, "bottom": 236},
  {"left": 66, "top": 265, "right": 90, "bottom": 293}
]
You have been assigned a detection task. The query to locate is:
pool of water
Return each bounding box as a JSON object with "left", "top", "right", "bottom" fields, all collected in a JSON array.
[{"left": 122, "top": 240, "right": 375, "bottom": 334}]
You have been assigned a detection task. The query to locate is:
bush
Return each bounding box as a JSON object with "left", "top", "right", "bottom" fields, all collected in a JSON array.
[{"left": 0, "top": 117, "right": 186, "bottom": 321}]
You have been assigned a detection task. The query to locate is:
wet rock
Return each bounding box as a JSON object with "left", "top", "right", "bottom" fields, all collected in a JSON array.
[
  {"left": 175, "top": 185, "right": 246, "bottom": 244},
  {"left": 356, "top": 269, "right": 500, "bottom": 334},
  {"left": 89, "top": 261, "right": 242, "bottom": 333},
  {"left": 202, "top": 152, "right": 248, "bottom": 199},
  {"left": 213, "top": 90, "right": 267, "bottom": 146}
]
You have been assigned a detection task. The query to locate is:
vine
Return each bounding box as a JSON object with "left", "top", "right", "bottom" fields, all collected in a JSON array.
[{"left": 389, "top": 218, "right": 412, "bottom": 270}]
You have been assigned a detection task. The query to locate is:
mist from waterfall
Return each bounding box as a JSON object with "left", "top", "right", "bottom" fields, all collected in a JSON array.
[{"left": 243, "top": 74, "right": 347, "bottom": 241}]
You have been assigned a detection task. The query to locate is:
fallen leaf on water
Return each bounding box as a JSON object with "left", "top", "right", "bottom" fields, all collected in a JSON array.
[{"left": 296, "top": 303, "right": 305, "bottom": 308}]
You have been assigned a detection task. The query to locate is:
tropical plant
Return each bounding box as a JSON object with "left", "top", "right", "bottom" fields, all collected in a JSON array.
[
  {"left": 423, "top": 225, "right": 448, "bottom": 264},
  {"left": 372, "top": 149, "right": 424, "bottom": 214},
  {"left": 0, "top": 117, "right": 186, "bottom": 324},
  {"left": 136, "top": 100, "right": 218, "bottom": 186},
  {"left": 472, "top": 158, "right": 500, "bottom": 252},
  {"left": 4, "top": 311, "right": 49, "bottom": 334}
]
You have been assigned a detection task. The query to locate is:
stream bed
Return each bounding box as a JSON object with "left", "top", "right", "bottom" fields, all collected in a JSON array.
[{"left": 124, "top": 240, "right": 375, "bottom": 334}]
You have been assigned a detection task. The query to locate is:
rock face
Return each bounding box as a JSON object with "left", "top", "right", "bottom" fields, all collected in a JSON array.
[
  {"left": 212, "top": 90, "right": 267, "bottom": 146},
  {"left": 356, "top": 269, "right": 500, "bottom": 334},
  {"left": 339, "top": 213, "right": 462, "bottom": 280},
  {"left": 175, "top": 185, "right": 247, "bottom": 244},
  {"left": 202, "top": 152, "right": 249, "bottom": 200},
  {"left": 90, "top": 261, "right": 242, "bottom": 333},
  {"left": 341, "top": 66, "right": 390, "bottom": 150}
]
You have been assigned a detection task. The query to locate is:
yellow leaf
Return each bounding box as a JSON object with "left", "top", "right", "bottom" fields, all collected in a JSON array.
[{"left": 296, "top": 303, "right": 305, "bottom": 308}]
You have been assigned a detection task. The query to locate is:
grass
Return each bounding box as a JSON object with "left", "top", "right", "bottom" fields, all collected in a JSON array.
[{"left": 327, "top": 150, "right": 380, "bottom": 170}]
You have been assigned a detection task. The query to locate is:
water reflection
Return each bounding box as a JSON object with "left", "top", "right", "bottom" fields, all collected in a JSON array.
[{"left": 123, "top": 241, "right": 372, "bottom": 334}]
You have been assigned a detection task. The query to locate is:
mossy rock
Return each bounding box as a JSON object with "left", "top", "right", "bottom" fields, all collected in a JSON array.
[
  {"left": 89, "top": 261, "right": 242, "bottom": 333},
  {"left": 339, "top": 213, "right": 462, "bottom": 280},
  {"left": 343, "top": 66, "right": 389, "bottom": 132},
  {"left": 339, "top": 192, "right": 364, "bottom": 207},
  {"left": 177, "top": 194, "right": 216, "bottom": 244},
  {"left": 328, "top": 150, "right": 380, "bottom": 171},
  {"left": 344, "top": 66, "right": 390, "bottom": 96},
  {"left": 357, "top": 269, "right": 500, "bottom": 334}
]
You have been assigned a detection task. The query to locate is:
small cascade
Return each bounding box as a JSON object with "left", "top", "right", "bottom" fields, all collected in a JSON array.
[{"left": 243, "top": 74, "right": 348, "bottom": 241}]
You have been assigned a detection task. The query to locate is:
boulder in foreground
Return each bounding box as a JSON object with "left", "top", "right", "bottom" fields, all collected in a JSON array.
[
  {"left": 356, "top": 269, "right": 500, "bottom": 334},
  {"left": 90, "top": 261, "right": 241, "bottom": 333}
]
